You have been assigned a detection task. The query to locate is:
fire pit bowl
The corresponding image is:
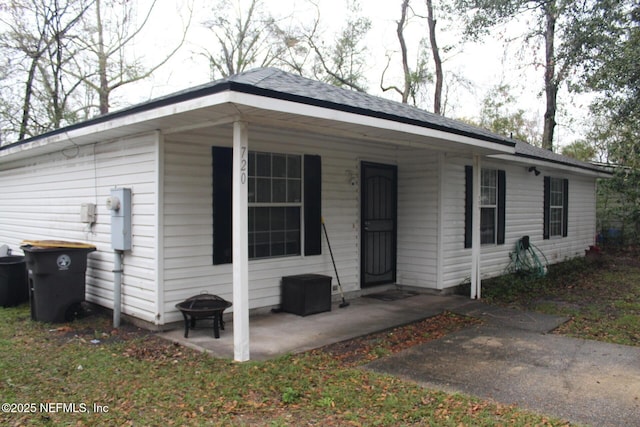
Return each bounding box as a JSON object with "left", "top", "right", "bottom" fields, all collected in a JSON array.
[{"left": 175, "top": 293, "right": 232, "bottom": 338}]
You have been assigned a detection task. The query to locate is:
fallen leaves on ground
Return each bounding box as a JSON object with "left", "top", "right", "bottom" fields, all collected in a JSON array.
[{"left": 312, "top": 311, "right": 481, "bottom": 367}]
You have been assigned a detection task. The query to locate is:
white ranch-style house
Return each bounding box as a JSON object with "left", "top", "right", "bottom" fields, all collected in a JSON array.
[{"left": 0, "top": 68, "right": 609, "bottom": 361}]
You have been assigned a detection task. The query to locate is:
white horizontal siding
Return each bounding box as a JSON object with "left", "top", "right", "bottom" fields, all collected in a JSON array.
[
  {"left": 396, "top": 149, "right": 439, "bottom": 288},
  {"left": 441, "top": 156, "right": 597, "bottom": 289},
  {"left": 0, "top": 133, "right": 159, "bottom": 323},
  {"left": 161, "top": 125, "right": 399, "bottom": 323}
]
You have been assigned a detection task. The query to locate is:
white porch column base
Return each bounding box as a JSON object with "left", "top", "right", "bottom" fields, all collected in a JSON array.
[{"left": 232, "top": 121, "right": 250, "bottom": 361}]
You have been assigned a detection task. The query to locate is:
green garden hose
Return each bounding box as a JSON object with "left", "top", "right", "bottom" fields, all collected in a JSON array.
[{"left": 507, "top": 236, "right": 549, "bottom": 277}]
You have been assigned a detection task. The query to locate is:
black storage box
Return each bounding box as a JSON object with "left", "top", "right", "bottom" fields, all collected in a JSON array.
[
  {"left": 22, "top": 243, "right": 96, "bottom": 323},
  {"left": 0, "top": 256, "right": 28, "bottom": 307},
  {"left": 281, "top": 274, "right": 332, "bottom": 316}
]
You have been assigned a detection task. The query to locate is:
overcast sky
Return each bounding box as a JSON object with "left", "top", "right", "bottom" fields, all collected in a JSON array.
[{"left": 125, "top": 0, "right": 591, "bottom": 148}]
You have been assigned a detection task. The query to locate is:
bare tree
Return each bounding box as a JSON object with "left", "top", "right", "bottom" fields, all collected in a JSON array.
[
  {"left": 0, "top": 0, "right": 91, "bottom": 140},
  {"left": 381, "top": 0, "right": 431, "bottom": 105},
  {"left": 202, "top": 0, "right": 282, "bottom": 78},
  {"left": 294, "top": 0, "right": 371, "bottom": 91},
  {"left": 203, "top": 0, "right": 371, "bottom": 91},
  {"left": 75, "top": 0, "right": 191, "bottom": 114}
]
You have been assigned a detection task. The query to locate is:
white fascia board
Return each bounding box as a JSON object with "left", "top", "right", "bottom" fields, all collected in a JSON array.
[
  {"left": 489, "top": 153, "right": 611, "bottom": 178},
  {"left": 227, "top": 92, "right": 516, "bottom": 155}
]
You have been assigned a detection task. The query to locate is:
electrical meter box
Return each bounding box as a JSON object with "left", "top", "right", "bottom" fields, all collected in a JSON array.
[
  {"left": 107, "top": 188, "right": 131, "bottom": 251},
  {"left": 80, "top": 203, "right": 96, "bottom": 224}
]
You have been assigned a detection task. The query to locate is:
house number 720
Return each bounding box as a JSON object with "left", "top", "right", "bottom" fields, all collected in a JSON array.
[{"left": 240, "top": 146, "right": 247, "bottom": 184}]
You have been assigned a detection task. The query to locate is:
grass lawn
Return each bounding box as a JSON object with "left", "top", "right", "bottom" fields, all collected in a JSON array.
[
  {"left": 482, "top": 248, "right": 640, "bottom": 347},
  {"left": 2, "top": 249, "right": 638, "bottom": 426}
]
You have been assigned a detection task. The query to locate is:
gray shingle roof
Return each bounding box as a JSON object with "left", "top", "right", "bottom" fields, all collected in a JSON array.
[
  {"left": 1, "top": 67, "right": 607, "bottom": 174},
  {"left": 223, "top": 68, "right": 515, "bottom": 147},
  {"left": 223, "top": 68, "right": 605, "bottom": 173}
]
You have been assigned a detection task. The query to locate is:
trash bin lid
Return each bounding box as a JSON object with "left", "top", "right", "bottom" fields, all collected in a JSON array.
[{"left": 21, "top": 240, "right": 96, "bottom": 250}]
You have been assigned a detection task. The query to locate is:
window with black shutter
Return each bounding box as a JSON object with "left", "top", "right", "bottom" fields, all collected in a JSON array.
[
  {"left": 212, "top": 147, "right": 321, "bottom": 263},
  {"left": 465, "top": 166, "right": 506, "bottom": 248},
  {"left": 544, "top": 176, "right": 568, "bottom": 239}
]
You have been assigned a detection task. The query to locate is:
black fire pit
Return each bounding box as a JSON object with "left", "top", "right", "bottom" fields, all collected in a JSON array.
[{"left": 175, "top": 293, "right": 232, "bottom": 338}]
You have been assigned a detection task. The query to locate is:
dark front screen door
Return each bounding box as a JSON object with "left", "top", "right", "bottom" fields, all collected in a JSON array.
[{"left": 361, "top": 162, "right": 397, "bottom": 287}]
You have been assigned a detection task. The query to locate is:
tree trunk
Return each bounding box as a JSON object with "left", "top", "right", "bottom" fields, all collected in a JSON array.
[
  {"left": 397, "top": 0, "right": 411, "bottom": 103},
  {"left": 542, "top": 1, "right": 557, "bottom": 151},
  {"left": 95, "top": 0, "right": 109, "bottom": 115},
  {"left": 19, "top": 58, "right": 39, "bottom": 141},
  {"left": 426, "top": 0, "right": 443, "bottom": 115}
]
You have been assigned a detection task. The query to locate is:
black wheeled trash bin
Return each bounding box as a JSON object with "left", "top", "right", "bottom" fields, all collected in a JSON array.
[
  {"left": 0, "top": 256, "right": 28, "bottom": 307},
  {"left": 21, "top": 241, "right": 96, "bottom": 323}
]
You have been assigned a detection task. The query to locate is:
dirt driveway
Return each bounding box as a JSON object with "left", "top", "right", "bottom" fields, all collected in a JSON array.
[{"left": 365, "top": 304, "right": 640, "bottom": 427}]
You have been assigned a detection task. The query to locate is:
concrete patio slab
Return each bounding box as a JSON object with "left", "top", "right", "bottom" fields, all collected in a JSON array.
[{"left": 160, "top": 292, "right": 479, "bottom": 360}]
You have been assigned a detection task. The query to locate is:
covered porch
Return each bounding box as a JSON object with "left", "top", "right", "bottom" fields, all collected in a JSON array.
[{"left": 160, "top": 290, "right": 482, "bottom": 361}]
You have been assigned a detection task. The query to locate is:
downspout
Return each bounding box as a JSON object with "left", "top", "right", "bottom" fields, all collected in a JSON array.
[
  {"left": 113, "top": 250, "right": 123, "bottom": 327},
  {"left": 154, "top": 131, "right": 165, "bottom": 326}
]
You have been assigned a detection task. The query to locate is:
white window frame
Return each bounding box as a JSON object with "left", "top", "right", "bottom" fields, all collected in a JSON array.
[
  {"left": 248, "top": 151, "right": 303, "bottom": 259},
  {"left": 480, "top": 168, "right": 498, "bottom": 245},
  {"left": 549, "top": 177, "right": 564, "bottom": 238}
]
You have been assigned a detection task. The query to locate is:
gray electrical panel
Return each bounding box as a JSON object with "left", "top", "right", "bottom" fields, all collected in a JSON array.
[{"left": 107, "top": 188, "right": 132, "bottom": 251}]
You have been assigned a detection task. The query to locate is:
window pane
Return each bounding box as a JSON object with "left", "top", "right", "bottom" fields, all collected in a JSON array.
[
  {"left": 256, "top": 230, "right": 270, "bottom": 243},
  {"left": 288, "top": 155, "right": 301, "bottom": 178},
  {"left": 271, "top": 231, "right": 285, "bottom": 256},
  {"left": 248, "top": 152, "right": 256, "bottom": 176},
  {"left": 286, "top": 230, "right": 299, "bottom": 254},
  {"left": 248, "top": 177, "right": 256, "bottom": 203},
  {"left": 285, "top": 208, "right": 300, "bottom": 255},
  {"left": 480, "top": 207, "right": 496, "bottom": 244},
  {"left": 481, "top": 169, "right": 497, "bottom": 206},
  {"left": 286, "top": 206, "right": 300, "bottom": 228},
  {"left": 272, "top": 179, "right": 287, "bottom": 202},
  {"left": 550, "top": 178, "right": 564, "bottom": 207},
  {"left": 271, "top": 207, "right": 285, "bottom": 230},
  {"left": 247, "top": 207, "right": 301, "bottom": 259},
  {"left": 255, "top": 208, "right": 270, "bottom": 232},
  {"left": 246, "top": 151, "right": 302, "bottom": 260},
  {"left": 257, "top": 178, "right": 271, "bottom": 202},
  {"left": 481, "top": 188, "right": 496, "bottom": 205},
  {"left": 550, "top": 207, "right": 563, "bottom": 236},
  {"left": 482, "top": 169, "right": 497, "bottom": 187},
  {"left": 288, "top": 179, "right": 301, "bottom": 203},
  {"left": 551, "top": 177, "right": 563, "bottom": 192},
  {"left": 255, "top": 243, "right": 270, "bottom": 258},
  {"left": 272, "top": 154, "right": 287, "bottom": 178},
  {"left": 256, "top": 152, "right": 271, "bottom": 177}
]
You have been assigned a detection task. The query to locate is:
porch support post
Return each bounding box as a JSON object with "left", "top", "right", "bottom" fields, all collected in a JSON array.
[
  {"left": 232, "top": 121, "right": 250, "bottom": 361},
  {"left": 470, "top": 154, "right": 481, "bottom": 299}
]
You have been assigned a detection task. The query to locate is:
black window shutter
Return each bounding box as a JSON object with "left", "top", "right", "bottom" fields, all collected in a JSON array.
[
  {"left": 212, "top": 147, "right": 233, "bottom": 264},
  {"left": 497, "top": 170, "right": 506, "bottom": 245},
  {"left": 562, "top": 178, "right": 569, "bottom": 237},
  {"left": 543, "top": 176, "right": 550, "bottom": 240},
  {"left": 464, "top": 165, "right": 473, "bottom": 248},
  {"left": 304, "top": 155, "right": 322, "bottom": 256}
]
